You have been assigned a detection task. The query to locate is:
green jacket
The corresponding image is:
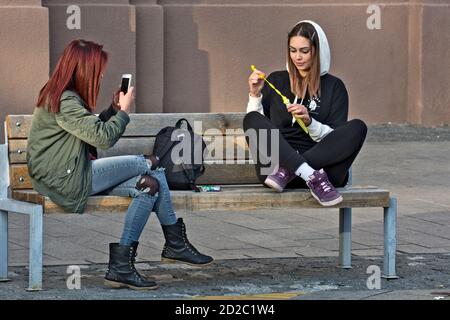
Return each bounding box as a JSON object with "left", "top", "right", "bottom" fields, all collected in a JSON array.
[{"left": 27, "top": 90, "right": 130, "bottom": 213}]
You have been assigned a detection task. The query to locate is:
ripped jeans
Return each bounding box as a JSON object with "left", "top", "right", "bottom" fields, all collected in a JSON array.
[{"left": 89, "top": 155, "right": 177, "bottom": 246}]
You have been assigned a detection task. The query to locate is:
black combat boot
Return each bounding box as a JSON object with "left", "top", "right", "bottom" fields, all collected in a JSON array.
[
  {"left": 161, "top": 218, "right": 214, "bottom": 266},
  {"left": 104, "top": 241, "right": 158, "bottom": 290}
]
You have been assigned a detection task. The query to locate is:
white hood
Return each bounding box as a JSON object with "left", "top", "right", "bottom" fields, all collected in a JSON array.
[{"left": 288, "top": 20, "right": 331, "bottom": 75}]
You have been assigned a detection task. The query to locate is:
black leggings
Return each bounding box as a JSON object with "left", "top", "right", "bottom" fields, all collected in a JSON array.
[{"left": 243, "top": 111, "right": 367, "bottom": 188}]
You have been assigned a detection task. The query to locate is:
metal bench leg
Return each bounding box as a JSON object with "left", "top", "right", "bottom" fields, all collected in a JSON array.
[
  {"left": 27, "top": 206, "right": 43, "bottom": 291},
  {"left": 382, "top": 197, "right": 399, "bottom": 279},
  {"left": 0, "top": 209, "right": 9, "bottom": 282},
  {"left": 339, "top": 208, "right": 352, "bottom": 269}
]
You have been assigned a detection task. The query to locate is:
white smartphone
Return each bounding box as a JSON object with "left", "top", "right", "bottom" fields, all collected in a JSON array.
[{"left": 120, "top": 74, "right": 132, "bottom": 95}]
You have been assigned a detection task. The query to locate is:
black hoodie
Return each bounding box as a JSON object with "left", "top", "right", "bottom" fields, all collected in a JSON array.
[{"left": 260, "top": 70, "right": 348, "bottom": 152}]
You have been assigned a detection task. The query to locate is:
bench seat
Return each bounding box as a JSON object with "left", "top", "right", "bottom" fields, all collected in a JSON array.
[{"left": 12, "top": 185, "right": 390, "bottom": 213}]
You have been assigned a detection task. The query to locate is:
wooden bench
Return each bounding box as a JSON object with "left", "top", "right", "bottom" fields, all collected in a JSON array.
[{"left": 0, "top": 113, "right": 398, "bottom": 291}]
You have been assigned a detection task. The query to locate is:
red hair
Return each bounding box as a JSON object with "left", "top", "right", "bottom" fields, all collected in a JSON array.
[{"left": 37, "top": 39, "right": 108, "bottom": 113}]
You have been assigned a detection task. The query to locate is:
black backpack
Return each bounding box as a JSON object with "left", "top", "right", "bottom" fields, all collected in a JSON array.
[{"left": 153, "top": 118, "right": 206, "bottom": 191}]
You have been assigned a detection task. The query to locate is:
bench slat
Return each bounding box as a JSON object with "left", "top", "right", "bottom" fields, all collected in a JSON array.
[
  {"left": 9, "top": 162, "right": 260, "bottom": 189},
  {"left": 6, "top": 113, "right": 247, "bottom": 139},
  {"left": 12, "top": 186, "right": 390, "bottom": 213},
  {"left": 124, "top": 113, "right": 246, "bottom": 136},
  {"left": 8, "top": 139, "right": 27, "bottom": 163},
  {"left": 9, "top": 164, "right": 31, "bottom": 189},
  {"left": 196, "top": 162, "right": 259, "bottom": 184},
  {"left": 9, "top": 136, "right": 250, "bottom": 164}
]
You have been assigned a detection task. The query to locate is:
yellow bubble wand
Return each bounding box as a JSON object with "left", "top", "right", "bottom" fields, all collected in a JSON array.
[{"left": 251, "top": 65, "right": 309, "bottom": 134}]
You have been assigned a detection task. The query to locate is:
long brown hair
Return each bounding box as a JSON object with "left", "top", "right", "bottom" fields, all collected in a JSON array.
[
  {"left": 287, "top": 22, "right": 321, "bottom": 99},
  {"left": 37, "top": 39, "right": 108, "bottom": 113}
]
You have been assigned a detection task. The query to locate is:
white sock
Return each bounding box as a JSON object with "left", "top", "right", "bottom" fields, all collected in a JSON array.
[{"left": 295, "top": 162, "right": 316, "bottom": 181}]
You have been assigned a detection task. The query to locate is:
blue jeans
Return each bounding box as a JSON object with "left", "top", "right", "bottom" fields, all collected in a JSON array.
[{"left": 89, "top": 155, "right": 177, "bottom": 246}]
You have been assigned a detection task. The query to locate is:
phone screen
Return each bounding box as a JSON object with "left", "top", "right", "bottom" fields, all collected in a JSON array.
[{"left": 120, "top": 77, "right": 130, "bottom": 94}]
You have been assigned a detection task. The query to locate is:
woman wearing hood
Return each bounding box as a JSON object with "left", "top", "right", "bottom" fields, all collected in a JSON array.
[{"left": 244, "top": 20, "right": 367, "bottom": 206}]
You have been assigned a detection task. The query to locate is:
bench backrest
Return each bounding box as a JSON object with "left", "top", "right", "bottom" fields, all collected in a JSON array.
[{"left": 5, "top": 113, "right": 260, "bottom": 192}]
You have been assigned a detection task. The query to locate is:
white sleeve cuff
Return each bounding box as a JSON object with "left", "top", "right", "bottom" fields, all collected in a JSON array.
[
  {"left": 246, "top": 93, "right": 264, "bottom": 115},
  {"left": 308, "top": 118, "right": 334, "bottom": 142}
]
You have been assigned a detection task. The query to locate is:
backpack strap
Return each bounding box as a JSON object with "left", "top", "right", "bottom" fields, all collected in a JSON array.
[
  {"left": 155, "top": 137, "right": 178, "bottom": 161},
  {"left": 175, "top": 118, "right": 194, "bottom": 132},
  {"left": 181, "top": 163, "right": 201, "bottom": 192},
  {"left": 176, "top": 118, "right": 203, "bottom": 192}
]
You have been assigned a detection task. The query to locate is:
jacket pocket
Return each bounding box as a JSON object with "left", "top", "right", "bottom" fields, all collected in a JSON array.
[
  {"left": 46, "top": 155, "right": 79, "bottom": 194},
  {"left": 56, "top": 155, "right": 78, "bottom": 178}
]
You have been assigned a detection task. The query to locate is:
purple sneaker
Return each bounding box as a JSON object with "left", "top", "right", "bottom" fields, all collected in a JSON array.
[
  {"left": 264, "top": 165, "right": 296, "bottom": 192},
  {"left": 306, "top": 169, "right": 343, "bottom": 206}
]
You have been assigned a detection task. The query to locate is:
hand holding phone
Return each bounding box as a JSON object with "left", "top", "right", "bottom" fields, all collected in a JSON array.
[{"left": 118, "top": 74, "right": 134, "bottom": 114}]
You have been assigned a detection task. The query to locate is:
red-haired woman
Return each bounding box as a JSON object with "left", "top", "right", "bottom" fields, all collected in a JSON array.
[
  {"left": 244, "top": 21, "right": 367, "bottom": 206},
  {"left": 27, "top": 40, "right": 212, "bottom": 290}
]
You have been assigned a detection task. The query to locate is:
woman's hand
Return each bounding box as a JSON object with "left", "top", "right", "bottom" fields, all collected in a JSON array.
[
  {"left": 248, "top": 68, "right": 265, "bottom": 98},
  {"left": 118, "top": 87, "right": 135, "bottom": 114},
  {"left": 111, "top": 88, "right": 121, "bottom": 111},
  {"left": 287, "top": 104, "right": 311, "bottom": 126}
]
